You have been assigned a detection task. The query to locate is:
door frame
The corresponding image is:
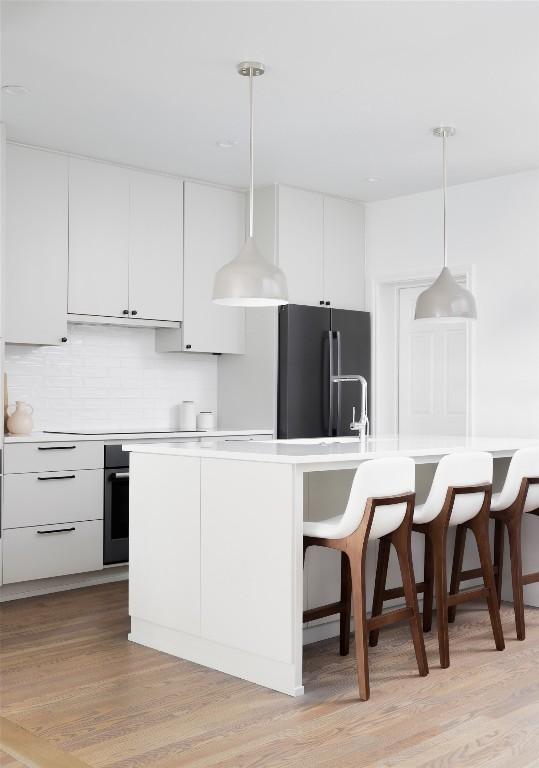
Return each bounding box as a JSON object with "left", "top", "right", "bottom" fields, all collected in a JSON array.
[{"left": 370, "top": 267, "right": 476, "bottom": 437}]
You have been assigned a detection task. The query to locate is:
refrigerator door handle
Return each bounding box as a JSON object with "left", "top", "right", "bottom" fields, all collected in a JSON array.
[
  {"left": 336, "top": 330, "right": 342, "bottom": 435},
  {"left": 328, "top": 330, "right": 334, "bottom": 436}
]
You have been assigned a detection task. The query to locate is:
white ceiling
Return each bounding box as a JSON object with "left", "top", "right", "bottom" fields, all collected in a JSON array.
[{"left": 2, "top": 1, "right": 539, "bottom": 201}]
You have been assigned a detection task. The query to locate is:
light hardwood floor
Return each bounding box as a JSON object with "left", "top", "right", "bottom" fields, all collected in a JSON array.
[{"left": 1, "top": 582, "right": 539, "bottom": 767}]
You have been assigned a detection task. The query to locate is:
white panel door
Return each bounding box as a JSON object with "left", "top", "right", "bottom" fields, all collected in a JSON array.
[
  {"left": 5, "top": 145, "right": 68, "bottom": 344},
  {"left": 68, "top": 157, "right": 129, "bottom": 318},
  {"left": 278, "top": 186, "right": 324, "bottom": 306},
  {"left": 323, "top": 196, "right": 365, "bottom": 310},
  {"left": 129, "top": 171, "right": 183, "bottom": 321},
  {"left": 183, "top": 181, "right": 245, "bottom": 354},
  {"left": 398, "top": 285, "right": 467, "bottom": 435}
]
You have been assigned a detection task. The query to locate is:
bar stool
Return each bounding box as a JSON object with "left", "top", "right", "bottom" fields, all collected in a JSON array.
[
  {"left": 303, "top": 457, "right": 428, "bottom": 701},
  {"left": 370, "top": 452, "right": 505, "bottom": 668},
  {"left": 449, "top": 447, "right": 539, "bottom": 640}
]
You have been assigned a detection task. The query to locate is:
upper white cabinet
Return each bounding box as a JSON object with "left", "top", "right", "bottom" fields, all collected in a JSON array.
[
  {"left": 322, "top": 196, "right": 365, "bottom": 310},
  {"left": 163, "top": 181, "right": 245, "bottom": 354},
  {"left": 68, "top": 158, "right": 130, "bottom": 318},
  {"left": 129, "top": 171, "right": 183, "bottom": 322},
  {"left": 5, "top": 144, "right": 69, "bottom": 345},
  {"left": 68, "top": 158, "right": 182, "bottom": 322},
  {"left": 277, "top": 186, "right": 324, "bottom": 307},
  {"left": 267, "top": 185, "right": 365, "bottom": 310}
]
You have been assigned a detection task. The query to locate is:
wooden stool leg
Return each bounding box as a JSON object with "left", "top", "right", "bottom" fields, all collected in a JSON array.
[
  {"left": 507, "top": 517, "right": 525, "bottom": 641},
  {"left": 470, "top": 517, "right": 505, "bottom": 652},
  {"left": 431, "top": 526, "right": 450, "bottom": 668},
  {"left": 340, "top": 552, "right": 352, "bottom": 656},
  {"left": 369, "top": 537, "right": 390, "bottom": 648},
  {"left": 422, "top": 532, "right": 434, "bottom": 632},
  {"left": 448, "top": 525, "right": 466, "bottom": 624},
  {"left": 392, "top": 524, "right": 429, "bottom": 677},
  {"left": 493, "top": 519, "right": 505, "bottom": 608},
  {"left": 349, "top": 553, "right": 370, "bottom": 701}
]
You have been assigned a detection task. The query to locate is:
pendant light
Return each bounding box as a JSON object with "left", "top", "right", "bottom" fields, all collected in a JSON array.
[
  {"left": 213, "top": 62, "right": 288, "bottom": 307},
  {"left": 415, "top": 127, "right": 477, "bottom": 320}
]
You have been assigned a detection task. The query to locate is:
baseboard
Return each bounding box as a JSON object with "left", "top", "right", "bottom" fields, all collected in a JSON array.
[{"left": 0, "top": 566, "right": 128, "bottom": 602}]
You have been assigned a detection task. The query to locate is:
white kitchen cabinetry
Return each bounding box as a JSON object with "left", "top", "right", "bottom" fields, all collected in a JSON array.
[
  {"left": 128, "top": 171, "right": 183, "bottom": 321},
  {"left": 3, "top": 521, "right": 103, "bottom": 584},
  {"left": 322, "top": 195, "right": 365, "bottom": 310},
  {"left": 68, "top": 157, "right": 130, "bottom": 318},
  {"left": 5, "top": 144, "right": 69, "bottom": 345},
  {"left": 68, "top": 157, "right": 182, "bottom": 323},
  {"left": 157, "top": 181, "right": 245, "bottom": 354},
  {"left": 277, "top": 186, "right": 324, "bottom": 307},
  {"left": 260, "top": 185, "right": 365, "bottom": 310},
  {"left": 1, "top": 441, "right": 104, "bottom": 585}
]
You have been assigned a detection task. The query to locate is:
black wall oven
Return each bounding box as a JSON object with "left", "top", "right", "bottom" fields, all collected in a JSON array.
[{"left": 104, "top": 445, "right": 129, "bottom": 564}]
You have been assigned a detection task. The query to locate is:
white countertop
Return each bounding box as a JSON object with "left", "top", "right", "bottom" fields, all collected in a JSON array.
[
  {"left": 3, "top": 429, "right": 272, "bottom": 444},
  {"left": 124, "top": 435, "right": 539, "bottom": 465}
]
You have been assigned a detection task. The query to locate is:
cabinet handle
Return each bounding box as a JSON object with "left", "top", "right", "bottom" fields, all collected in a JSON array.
[
  {"left": 37, "top": 445, "right": 76, "bottom": 451},
  {"left": 131, "top": 310, "right": 138, "bottom": 316},
  {"left": 37, "top": 527, "right": 76, "bottom": 535},
  {"left": 61, "top": 337, "right": 68, "bottom": 343},
  {"left": 186, "top": 344, "right": 192, "bottom": 349},
  {"left": 319, "top": 300, "right": 324, "bottom": 305},
  {"left": 37, "top": 474, "right": 76, "bottom": 481},
  {"left": 325, "top": 301, "right": 330, "bottom": 306},
  {"left": 122, "top": 309, "right": 129, "bottom": 315}
]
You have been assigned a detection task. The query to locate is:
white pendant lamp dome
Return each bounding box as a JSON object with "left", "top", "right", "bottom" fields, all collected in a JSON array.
[
  {"left": 415, "top": 127, "right": 477, "bottom": 321},
  {"left": 213, "top": 62, "right": 288, "bottom": 307}
]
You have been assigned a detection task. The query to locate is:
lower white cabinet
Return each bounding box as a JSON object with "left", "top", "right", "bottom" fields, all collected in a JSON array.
[
  {"left": 2, "top": 441, "right": 104, "bottom": 584},
  {"left": 2, "top": 520, "right": 103, "bottom": 584},
  {"left": 3, "top": 469, "right": 103, "bottom": 529}
]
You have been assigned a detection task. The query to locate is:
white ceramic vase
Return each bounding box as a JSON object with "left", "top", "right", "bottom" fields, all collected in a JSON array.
[{"left": 6, "top": 401, "right": 34, "bottom": 435}]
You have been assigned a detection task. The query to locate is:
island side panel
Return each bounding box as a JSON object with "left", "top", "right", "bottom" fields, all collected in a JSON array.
[
  {"left": 129, "top": 453, "right": 201, "bottom": 636},
  {"left": 201, "top": 458, "right": 303, "bottom": 695}
]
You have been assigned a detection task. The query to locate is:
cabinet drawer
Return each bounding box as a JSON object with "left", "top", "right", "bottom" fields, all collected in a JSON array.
[
  {"left": 4, "top": 441, "right": 104, "bottom": 474},
  {"left": 3, "top": 469, "right": 103, "bottom": 529},
  {"left": 2, "top": 520, "right": 103, "bottom": 584}
]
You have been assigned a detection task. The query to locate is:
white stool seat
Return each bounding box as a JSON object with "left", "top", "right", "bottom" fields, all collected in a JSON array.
[
  {"left": 304, "top": 516, "right": 343, "bottom": 539},
  {"left": 303, "top": 457, "right": 415, "bottom": 542},
  {"left": 412, "top": 452, "right": 493, "bottom": 527},
  {"left": 490, "top": 448, "right": 539, "bottom": 513},
  {"left": 490, "top": 491, "right": 504, "bottom": 512}
]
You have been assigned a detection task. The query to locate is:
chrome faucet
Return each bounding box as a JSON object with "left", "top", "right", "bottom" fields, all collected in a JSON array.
[{"left": 331, "top": 374, "right": 369, "bottom": 441}]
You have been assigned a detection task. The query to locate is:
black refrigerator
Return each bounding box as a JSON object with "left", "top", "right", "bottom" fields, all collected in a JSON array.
[{"left": 278, "top": 304, "right": 371, "bottom": 439}]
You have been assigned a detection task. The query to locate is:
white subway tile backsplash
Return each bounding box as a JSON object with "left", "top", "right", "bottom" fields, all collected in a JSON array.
[{"left": 4, "top": 324, "right": 218, "bottom": 431}]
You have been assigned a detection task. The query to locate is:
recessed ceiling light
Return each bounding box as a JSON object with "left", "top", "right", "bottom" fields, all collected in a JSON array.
[
  {"left": 216, "top": 139, "right": 239, "bottom": 150},
  {"left": 2, "top": 85, "right": 30, "bottom": 96},
  {"left": 365, "top": 176, "right": 383, "bottom": 183}
]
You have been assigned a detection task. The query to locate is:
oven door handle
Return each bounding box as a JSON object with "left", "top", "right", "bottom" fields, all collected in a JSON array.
[{"left": 109, "top": 471, "right": 130, "bottom": 480}]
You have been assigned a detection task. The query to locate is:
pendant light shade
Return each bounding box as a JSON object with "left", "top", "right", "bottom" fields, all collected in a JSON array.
[
  {"left": 213, "top": 236, "right": 289, "bottom": 307},
  {"left": 213, "top": 62, "right": 288, "bottom": 307},
  {"left": 415, "top": 266, "right": 477, "bottom": 319},
  {"left": 414, "top": 127, "right": 477, "bottom": 321}
]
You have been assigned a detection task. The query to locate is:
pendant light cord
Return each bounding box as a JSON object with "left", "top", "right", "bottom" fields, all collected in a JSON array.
[
  {"left": 442, "top": 128, "right": 447, "bottom": 268},
  {"left": 249, "top": 69, "right": 254, "bottom": 239}
]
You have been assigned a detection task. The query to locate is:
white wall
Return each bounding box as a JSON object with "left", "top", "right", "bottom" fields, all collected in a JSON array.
[
  {"left": 366, "top": 170, "right": 539, "bottom": 438},
  {"left": 4, "top": 323, "right": 217, "bottom": 431}
]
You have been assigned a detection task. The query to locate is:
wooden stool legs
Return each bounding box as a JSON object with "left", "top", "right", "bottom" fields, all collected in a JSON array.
[
  {"left": 339, "top": 553, "right": 352, "bottom": 656},
  {"left": 304, "top": 492, "right": 428, "bottom": 701},
  {"left": 372, "top": 484, "right": 504, "bottom": 668},
  {"left": 449, "top": 477, "right": 539, "bottom": 641}
]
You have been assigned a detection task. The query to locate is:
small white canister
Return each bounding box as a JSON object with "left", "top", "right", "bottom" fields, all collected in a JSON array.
[
  {"left": 178, "top": 401, "right": 196, "bottom": 431},
  {"left": 196, "top": 411, "right": 215, "bottom": 431}
]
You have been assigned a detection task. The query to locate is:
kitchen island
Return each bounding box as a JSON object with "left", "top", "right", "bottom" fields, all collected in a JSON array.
[{"left": 125, "top": 435, "right": 538, "bottom": 696}]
